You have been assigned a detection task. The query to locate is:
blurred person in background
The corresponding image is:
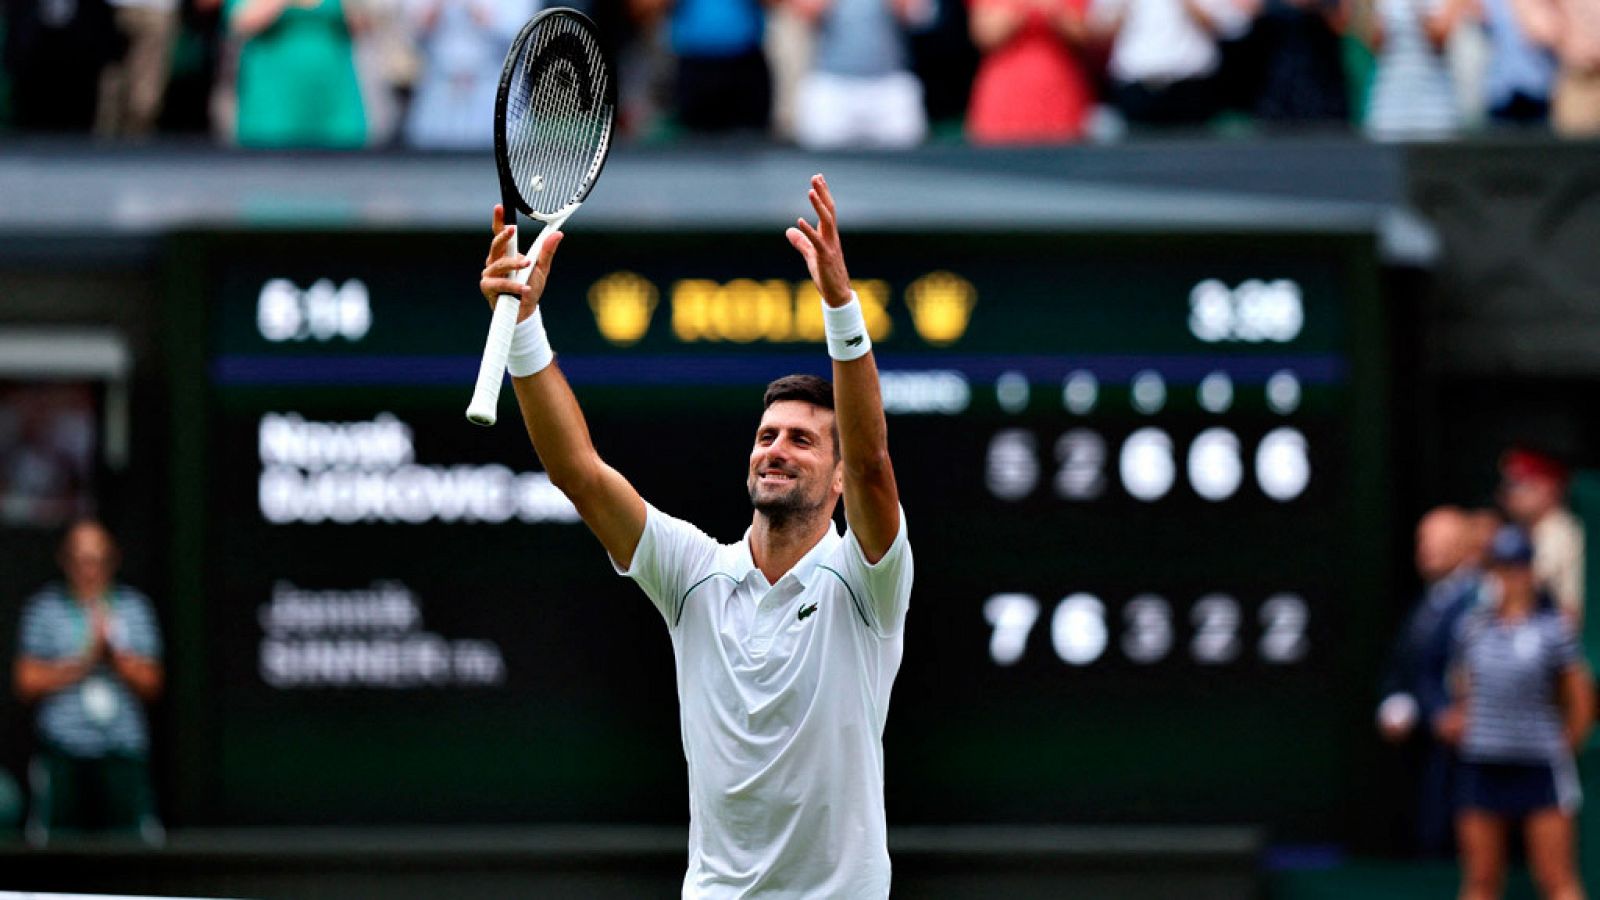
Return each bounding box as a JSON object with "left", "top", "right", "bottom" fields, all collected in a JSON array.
[
  {"left": 1089, "top": 0, "right": 1252, "bottom": 127},
  {"left": 1477, "top": 0, "right": 1557, "bottom": 125},
  {"left": 1500, "top": 447, "right": 1585, "bottom": 622},
  {"left": 224, "top": 0, "right": 365, "bottom": 147},
  {"left": 1377, "top": 505, "right": 1484, "bottom": 856},
  {"left": 1467, "top": 507, "right": 1505, "bottom": 568},
  {"left": 631, "top": 0, "right": 771, "bottom": 133},
  {"left": 1441, "top": 524, "right": 1593, "bottom": 900},
  {"left": 788, "top": 0, "right": 927, "bottom": 147},
  {"left": 965, "top": 0, "right": 1095, "bottom": 143},
  {"left": 2, "top": 0, "right": 123, "bottom": 131},
  {"left": 403, "top": 0, "right": 532, "bottom": 148},
  {"left": 1513, "top": 0, "right": 1600, "bottom": 136},
  {"left": 93, "top": 0, "right": 179, "bottom": 137},
  {"left": 1362, "top": 0, "right": 1470, "bottom": 138},
  {"left": 1234, "top": 0, "right": 1350, "bottom": 125},
  {"left": 13, "top": 520, "right": 164, "bottom": 845}
]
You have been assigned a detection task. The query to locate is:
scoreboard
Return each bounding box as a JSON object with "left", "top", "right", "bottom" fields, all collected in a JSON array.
[{"left": 165, "top": 227, "right": 1390, "bottom": 839}]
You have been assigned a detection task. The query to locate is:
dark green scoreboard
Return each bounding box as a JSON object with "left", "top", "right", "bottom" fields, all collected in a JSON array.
[{"left": 166, "top": 227, "right": 1390, "bottom": 840}]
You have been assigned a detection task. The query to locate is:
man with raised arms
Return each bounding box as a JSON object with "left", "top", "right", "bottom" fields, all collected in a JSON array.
[{"left": 477, "top": 174, "right": 912, "bottom": 899}]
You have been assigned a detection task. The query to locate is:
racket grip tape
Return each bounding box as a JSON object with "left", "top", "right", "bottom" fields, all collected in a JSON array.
[{"left": 465, "top": 294, "right": 522, "bottom": 426}]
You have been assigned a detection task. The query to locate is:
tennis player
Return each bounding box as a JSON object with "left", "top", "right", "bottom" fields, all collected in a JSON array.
[{"left": 478, "top": 174, "right": 911, "bottom": 898}]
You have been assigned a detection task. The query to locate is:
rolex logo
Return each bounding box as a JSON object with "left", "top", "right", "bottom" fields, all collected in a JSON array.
[
  {"left": 905, "top": 271, "right": 976, "bottom": 346},
  {"left": 588, "top": 272, "right": 659, "bottom": 346}
]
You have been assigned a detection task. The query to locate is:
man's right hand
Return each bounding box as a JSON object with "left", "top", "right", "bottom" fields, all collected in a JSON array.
[{"left": 480, "top": 204, "right": 564, "bottom": 323}]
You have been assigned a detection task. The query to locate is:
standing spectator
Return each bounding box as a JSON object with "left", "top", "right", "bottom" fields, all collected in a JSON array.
[
  {"left": 225, "top": 0, "right": 366, "bottom": 147},
  {"left": 2, "top": 0, "right": 123, "bottom": 131},
  {"left": 1363, "top": 0, "right": 1471, "bottom": 139},
  {"left": 403, "top": 0, "right": 532, "bottom": 148},
  {"left": 1444, "top": 525, "right": 1593, "bottom": 900},
  {"left": 966, "top": 0, "right": 1095, "bottom": 143},
  {"left": 1377, "top": 506, "right": 1484, "bottom": 857},
  {"left": 1241, "top": 0, "right": 1350, "bottom": 124},
  {"left": 631, "top": 0, "right": 771, "bottom": 133},
  {"left": 1500, "top": 447, "right": 1586, "bottom": 622},
  {"left": 94, "top": 0, "right": 180, "bottom": 138},
  {"left": 789, "top": 0, "right": 927, "bottom": 147},
  {"left": 1479, "top": 0, "right": 1557, "bottom": 124},
  {"left": 13, "top": 520, "right": 164, "bottom": 845},
  {"left": 1513, "top": 0, "right": 1600, "bottom": 135},
  {"left": 1090, "top": 0, "right": 1252, "bottom": 127}
]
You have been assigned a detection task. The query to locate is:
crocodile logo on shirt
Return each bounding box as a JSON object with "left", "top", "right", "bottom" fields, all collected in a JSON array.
[
  {"left": 844, "top": 335, "right": 864, "bottom": 348},
  {"left": 798, "top": 602, "right": 819, "bottom": 621}
]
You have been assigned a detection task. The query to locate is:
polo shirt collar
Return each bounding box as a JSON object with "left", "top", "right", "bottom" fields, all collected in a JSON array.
[{"left": 734, "top": 521, "right": 842, "bottom": 590}]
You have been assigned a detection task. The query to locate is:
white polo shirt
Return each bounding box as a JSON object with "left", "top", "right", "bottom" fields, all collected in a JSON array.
[{"left": 615, "top": 502, "right": 913, "bottom": 899}]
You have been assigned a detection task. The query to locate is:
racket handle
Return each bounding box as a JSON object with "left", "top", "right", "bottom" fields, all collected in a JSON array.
[{"left": 466, "top": 294, "right": 522, "bottom": 426}]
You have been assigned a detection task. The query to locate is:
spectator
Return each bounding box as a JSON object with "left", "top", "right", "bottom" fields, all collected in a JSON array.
[
  {"left": 1363, "top": 0, "right": 1471, "bottom": 139},
  {"left": 94, "top": 0, "right": 180, "bottom": 138},
  {"left": 13, "top": 520, "right": 164, "bottom": 845},
  {"left": 1443, "top": 525, "right": 1593, "bottom": 900},
  {"left": 1377, "top": 505, "right": 1484, "bottom": 857},
  {"left": 1090, "top": 0, "right": 1252, "bottom": 127},
  {"left": 1500, "top": 447, "right": 1586, "bottom": 622},
  {"left": 1479, "top": 0, "right": 1557, "bottom": 124},
  {"left": 225, "top": 0, "right": 366, "bottom": 148},
  {"left": 788, "top": 0, "right": 927, "bottom": 148},
  {"left": 1239, "top": 0, "right": 1350, "bottom": 125},
  {"left": 631, "top": 0, "right": 771, "bottom": 133},
  {"left": 965, "top": 0, "right": 1096, "bottom": 143},
  {"left": 403, "top": 0, "right": 532, "bottom": 149},
  {"left": 1513, "top": 0, "right": 1600, "bottom": 136},
  {"left": 2, "top": 0, "right": 123, "bottom": 131}
]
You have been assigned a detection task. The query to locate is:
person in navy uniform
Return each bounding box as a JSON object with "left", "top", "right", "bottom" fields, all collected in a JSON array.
[{"left": 1442, "top": 525, "right": 1593, "bottom": 900}]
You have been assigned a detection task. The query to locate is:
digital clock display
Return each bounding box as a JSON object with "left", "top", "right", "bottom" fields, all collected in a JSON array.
[{"left": 166, "top": 229, "right": 1389, "bottom": 841}]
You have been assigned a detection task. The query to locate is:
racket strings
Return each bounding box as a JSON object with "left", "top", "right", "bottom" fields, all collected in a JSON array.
[{"left": 504, "top": 18, "right": 613, "bottom": 218}]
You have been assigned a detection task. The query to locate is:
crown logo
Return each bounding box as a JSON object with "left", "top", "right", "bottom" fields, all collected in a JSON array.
[
  {"left": 905, "top": 271, "right": 976, "bottom": 346},
  {"left": 588, "top": 272, "right": 659, "bottom": 346}
]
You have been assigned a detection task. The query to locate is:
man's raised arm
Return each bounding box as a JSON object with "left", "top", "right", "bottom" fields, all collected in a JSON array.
[
  {"left": 479, "top": 205, "right": 647, "bottom": 568},
  {"left": 786, "top": 175, "right": 901, "bottom": 563}
]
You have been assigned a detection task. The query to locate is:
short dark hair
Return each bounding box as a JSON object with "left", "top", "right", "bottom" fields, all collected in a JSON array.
[
  {"left": 762, "top": 374, "right": 839, "bottom": 460},
  {"left": 763, "top": 373, "right": 834, "bottom": 412}
]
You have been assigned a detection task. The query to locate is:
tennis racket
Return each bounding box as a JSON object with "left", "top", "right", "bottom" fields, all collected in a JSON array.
[{"left": 466, "top": 8, "right": 616, "bottom": 427}]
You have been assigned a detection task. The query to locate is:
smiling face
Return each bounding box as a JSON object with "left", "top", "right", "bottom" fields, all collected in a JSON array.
[{"left": 747, "top": 400, "right": 843, "bottom": 528}]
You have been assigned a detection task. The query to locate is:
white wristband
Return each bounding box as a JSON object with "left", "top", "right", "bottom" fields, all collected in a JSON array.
[
  {"left": 506, "top": 308, "right": 555, "bottom": 377},
  {"left": 822, "top": 292, "right": 872, "bottom": 361}
]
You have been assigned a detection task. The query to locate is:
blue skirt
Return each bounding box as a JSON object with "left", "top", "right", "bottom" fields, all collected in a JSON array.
[{"left": 1458, "top": 759, "right": 1582, "bottom": 817}]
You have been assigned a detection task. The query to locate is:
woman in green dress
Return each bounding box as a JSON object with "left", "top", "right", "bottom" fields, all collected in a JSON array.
[{"left": 226, "top": 0, "right": 366, "bottom": 148}]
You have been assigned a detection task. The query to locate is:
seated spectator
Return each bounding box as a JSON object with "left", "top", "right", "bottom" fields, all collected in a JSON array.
[
  {"left": 1479, "top": 0, "right": 1557, "bottom": 125},
  {"left": 1512, "top": 0, "right": 1600, "bottom": 136},
  {"left": 966, "top": 0, "right": 1096, "bottom": 143},
  {"left": 1442, "top": 525, "right": 1593, "bottom": 900},
  {"left": 404, "top": 0, "right": 534, "bottom": 149},
  {"left": 1241, "top": 0, "right": 1350, "bottom": 124},
  {"left": 1363, "top": 0, "right": 1470, "bottom": 139},
  {"left": 1090, "top": 0, "right": 1252, "bottom": 127},
  {"left": 788, "top": 0, "right": 927, "bottom": 148},
  {"left": 1500, "top": 447, "right": 1585, "bottom": 622},
  {"left": 1377, "top": 506, "right": 1483, "bottom": 857},
  {"left": 225, "top": 0, "right": 366, "bottom": 148},
  {"left": 631, "top": 0, "right": 771, "bottom": 133},
  {"left": 14, "top": 520, "right": 164, "bottom": 845},
  {"left": 95, "top": 0, "right": 180, "bottom": 138}
]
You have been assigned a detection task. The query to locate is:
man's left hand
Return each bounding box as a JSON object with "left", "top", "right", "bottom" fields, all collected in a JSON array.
[{"left": 786, "top": 174, "right": 853, "bottom": 307}]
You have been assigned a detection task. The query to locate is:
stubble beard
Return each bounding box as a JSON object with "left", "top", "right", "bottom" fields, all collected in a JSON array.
[{"left": 748, "top": 476, "right": 827, "bottom": 531}]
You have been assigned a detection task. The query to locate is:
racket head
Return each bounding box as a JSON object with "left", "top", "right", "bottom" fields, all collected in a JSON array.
[{"left": 493, "top": 8, "right": 617, "bottom": 223}]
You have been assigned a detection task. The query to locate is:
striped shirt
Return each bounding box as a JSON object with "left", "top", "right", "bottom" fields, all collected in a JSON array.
[
  {"left": 18, "top": 583, "right": 163, "bottom": 758},
  {"left": 1366, "top": 0, "right": 1462, "bottom": 140},
  {"left": 1456, "top": 605, "right": 1583, "bottom": 764}
]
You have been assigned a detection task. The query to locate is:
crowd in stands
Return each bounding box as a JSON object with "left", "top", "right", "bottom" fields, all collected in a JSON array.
[
  {"left": 0, "top": 0, "right": 1596, "bottom": 148},
  {"left": 0, "top": 0, "right": 1593, "bottom": 145}
]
